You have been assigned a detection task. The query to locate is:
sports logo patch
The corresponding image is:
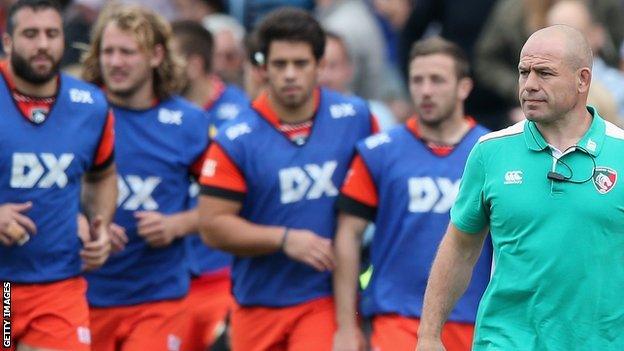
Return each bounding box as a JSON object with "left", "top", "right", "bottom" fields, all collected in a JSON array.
[
  {"left": 593, "top": 167, "right": 617, "bottom": 194},
  {"left": 30, "top": 108, "right": 47, "bottom": 124}
]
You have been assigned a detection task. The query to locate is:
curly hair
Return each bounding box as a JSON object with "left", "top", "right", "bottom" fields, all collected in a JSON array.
[{"left": 81, "top": 4, "right": 184, "bottom": 100}]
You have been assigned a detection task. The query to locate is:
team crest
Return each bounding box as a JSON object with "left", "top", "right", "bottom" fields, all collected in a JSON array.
[
  {"left": 30, "top": 108, "right": 47, "bottom": 124},
  {"left": 592, "top": 167, "right": 617, "bottom": 194}
]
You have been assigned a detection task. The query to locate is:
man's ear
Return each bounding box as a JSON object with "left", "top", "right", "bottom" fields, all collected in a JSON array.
[
  {"left": 3, "top": 33, "right": 13, "bottom": 57},
  {"left": 457, "top": 77, "right": 474, "bottom": 101},
  {"left": 578, "top": 68, "right": 591, "bottom": 94},
  {"left": 150, "top": 43, "right": 165, "bottom": 68}
]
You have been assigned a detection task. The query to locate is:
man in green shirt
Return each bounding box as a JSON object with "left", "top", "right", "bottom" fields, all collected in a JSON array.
[{"left": 417, "top": 25, "right": 624, "bottom": 350}]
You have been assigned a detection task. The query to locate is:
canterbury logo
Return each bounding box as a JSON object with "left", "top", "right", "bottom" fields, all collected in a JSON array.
[{"left": 504, "top": 171, "right": 523, "bottom": 184}]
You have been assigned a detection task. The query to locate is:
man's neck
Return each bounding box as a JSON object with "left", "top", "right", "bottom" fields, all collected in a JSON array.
[
  {"left": 107, "top": 79, "right": 156, "bottom": 110},
  {"left": 419, "top": 108, "right": 470, "bottom": 145},
  {"left": 184, "top": 74, "right": 216, "bottom": 108},
  {"left": 8, "top": 64, "right": 57, "bottom": 97},
  {"left": 536, "top": 107, "right": 592, "bottom": 151},
  {"left": 268, "top": 90, "right": 317, "bottom": 124}
]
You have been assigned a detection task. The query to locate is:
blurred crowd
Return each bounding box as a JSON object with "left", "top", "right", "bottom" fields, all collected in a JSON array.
[{"left": 0, "top": 0, "right": 621, "bottom": 131}]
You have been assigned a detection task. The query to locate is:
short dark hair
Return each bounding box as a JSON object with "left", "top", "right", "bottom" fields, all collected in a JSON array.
[
  {"left": 7, "top": 0, "right": 62, "bottom": 35},
  {"left": 256, "top": 7, "right": 325, "bottom": 62},
  {"left": 245, "top": 30, "right": 263, "bottom": 66},
  {"left": 409, "top": 37, "right": 470, "bottom": 79},
  {"left": 171, "top": 20, "right": 214, "bottom": 73}
]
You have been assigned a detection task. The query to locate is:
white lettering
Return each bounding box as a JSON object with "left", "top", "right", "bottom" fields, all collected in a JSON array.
[
  {"left": 10, "top": 153, "right": 74, "bottom": 189},
  {"left": 408, "top": 177, "right": 461, "bottom": 213}
]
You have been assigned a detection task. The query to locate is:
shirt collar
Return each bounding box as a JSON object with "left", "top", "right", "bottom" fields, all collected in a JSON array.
[{"left": 524, "top": 105, "right": 605, "bottom": 156}]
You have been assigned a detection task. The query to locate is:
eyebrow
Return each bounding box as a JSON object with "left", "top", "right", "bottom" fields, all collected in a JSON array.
[{"left": 517, "top": 64, "right": 555, "bottom": 71}]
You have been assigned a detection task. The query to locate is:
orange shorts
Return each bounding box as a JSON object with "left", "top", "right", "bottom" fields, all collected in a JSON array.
[
  {"left": 184, "top": 269, "right": 233, "bottom": 351},
  {"left": 231, "top": 296, "right": 336, "bottom": 351},
  {"left": 89, "top": 297, "right": 189, "bottom": 351},
  {"left": 371, "top": 314, "right": 474, "bottom": 351},
  {"left": 7, "top": 276, "right": 91, "bottom": 351}
]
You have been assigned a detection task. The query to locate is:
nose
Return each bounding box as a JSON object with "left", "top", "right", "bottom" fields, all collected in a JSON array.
[
  {"left": 106, "top": 50, "right": 124, "bottom": 67},
  {"left": 284, "top": 63, "right": 297, "bottom": 81},
  {"left": 420, "top": 79, "right": 434, "bottom": 97},
  {"left": 522, "top": 71, "right": 540, "bottom": 92},
  {"left": 35, "top": 33, "right": 50, "bottom": 51}
]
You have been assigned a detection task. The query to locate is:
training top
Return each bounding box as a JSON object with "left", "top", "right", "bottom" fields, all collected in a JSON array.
[
  {"left": 86, "top": 96, "right": 209, "bottom": 307},
  {"left": 200, "top": 88, "right": 376, "bottom": 306},
  {"left": 338, "top": 117, "right": 492, "bottom": 322},
  {"left": 451, "top": 107, "right": 624, "bottom": 349},
  {"left": 0, "top": 72, "right": 112, "bottom": 283}
]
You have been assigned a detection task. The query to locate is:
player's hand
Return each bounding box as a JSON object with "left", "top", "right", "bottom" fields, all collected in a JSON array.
[
  {"left": 134, "top": 211, "right": 178, "bottom": 248},
  {"left": 333, "top": 326, "right": 366, "bottom": 351},
  {"left": 80, "top": 215, "right": 112, "bottom": 271},
  {"left": 0, "top": 202, "right": 36, "bottom": 246},
  {"left": 282, "top": 229, "right": 334, "bottom": 271},
  {"left": 109, "top": 222, "right": 128, "bottom": 253},
  {"left": 416, "top": 338, "right": 446, "bottom": 351}
]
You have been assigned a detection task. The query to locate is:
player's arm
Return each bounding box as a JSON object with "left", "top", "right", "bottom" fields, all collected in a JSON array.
[
  {"left": 134, "top": 208, "right": 199, "bottom": 247},
  {"left": 417, "top": 224, "right": 488, "bottom": 350},
  {"left": 198, "top": 143, "right": 333, "bottom": 271},
  {"left": 333, "top": 154, "right": 378, "bottom": 351},
  {"left": 80, "top": 110, "right": 117, "bottom": 270},
  {"left": 333, "top": 213, "right": 368, "bottom": 351},
  {"left": 80, "top": 162, "right": 117, "bottom": 271}
]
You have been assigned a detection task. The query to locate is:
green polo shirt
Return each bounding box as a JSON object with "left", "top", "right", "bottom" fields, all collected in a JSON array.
[{"left": 451, "top": 107, "right": 624, "bottom": 350}]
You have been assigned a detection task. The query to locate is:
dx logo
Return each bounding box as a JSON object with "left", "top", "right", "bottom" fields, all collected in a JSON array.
[
  {"left": 408, "top": 177, "right": 460, "bottom": 213},
  {"left": 10, "top": 152, "right": 74, "bottom": 188},
  {"left": 278, "top": 161, "right": 338, "bottom": 204},
  {"left": 117, "top": 175, "right": 162, "bottom": 210}
]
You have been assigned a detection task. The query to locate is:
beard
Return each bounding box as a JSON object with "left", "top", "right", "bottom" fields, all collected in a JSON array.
[
  {"left": 418, "top": 102, "right": 456, "bottom": 128},
  {"left": 11, "top": 50, "right": 60, "bottom": 84}
]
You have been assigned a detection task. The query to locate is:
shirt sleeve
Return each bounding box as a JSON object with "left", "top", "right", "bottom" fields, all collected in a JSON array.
[
  {"left": 370, "top": 114, "right": 380, "bottom": 134},
  {"left": 199, "top": 142, "right": 247, "bottom": 202},
  {"left": 90, "top": 109, "right": 115, "bottom": 172},
  {"left": 450, "top": 143, "right": 489, "bottom": 234},
  {"left": 336, "top": 154, "right": 378, "bottom": 221},
  {"left": 189, "top": 144, "right": 210, "bottom": 179}
]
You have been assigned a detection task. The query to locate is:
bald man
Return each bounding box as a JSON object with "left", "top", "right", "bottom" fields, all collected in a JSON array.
[{"left": 416, "top": 25, "right": 624, "bottom": 350}]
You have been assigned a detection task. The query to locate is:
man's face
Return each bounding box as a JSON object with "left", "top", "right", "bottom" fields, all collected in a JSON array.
[
  {"left": 5, "top": 7, "right": 64, "bottom": 84},
  {"left": 409, "top": 53, "right": 463, "bottom": 126},
  {"left": 214, "top": 30, "right": 243, "bottom": 83},
  {"left": 265, "top": 40, "right": 318, "bottom": 109},
  {"left": 99, "top": 23, "right": 156, "bottom": 98},
  {"left": 518, "top": 36, "right": 578, "bottom": 123},
  {"left": 318, "top": 37, "right": 353, "bottom": 93}
]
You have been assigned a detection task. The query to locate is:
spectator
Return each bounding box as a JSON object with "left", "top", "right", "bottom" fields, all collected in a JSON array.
[
  {"left": 319, "top": 31, "right": 397, "bottom": 130},
  {"left": 547, "top": 0, "right": 624, "bottom": 124},
  {"left": 474, "top": 0, "right": 624, "bottom": 124},
  {"left": 203, "top": 13, "right": 246, "bottom": 87}
]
